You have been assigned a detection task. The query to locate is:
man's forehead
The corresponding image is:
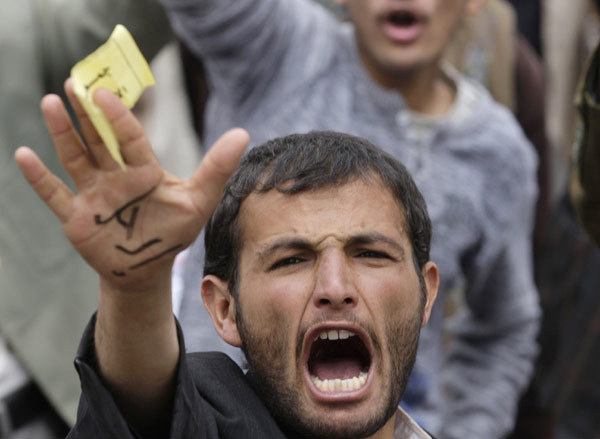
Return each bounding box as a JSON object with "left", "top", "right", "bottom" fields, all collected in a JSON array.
[
  {"left": 239, "top": 178, "right": 401, "bottom": 215},
  {"left": 236, "top": 179, "right": 410, "bottom": 246},
  {"left": 242, "top": 173, "right": 396, "bottom": 205}
]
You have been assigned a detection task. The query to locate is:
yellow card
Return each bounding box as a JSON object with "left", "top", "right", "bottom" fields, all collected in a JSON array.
[{"left": 70, "top": 24, "right": 156, "bottom": 169}]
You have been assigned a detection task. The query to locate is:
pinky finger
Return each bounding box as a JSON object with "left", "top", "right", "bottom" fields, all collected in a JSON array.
[{"left": 15, "top": 147, "right": 75, "bottom": 224}]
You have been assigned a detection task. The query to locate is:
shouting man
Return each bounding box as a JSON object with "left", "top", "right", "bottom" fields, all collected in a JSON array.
[{"left": 16, "top": 84, "right": 439, "bottom": 438}]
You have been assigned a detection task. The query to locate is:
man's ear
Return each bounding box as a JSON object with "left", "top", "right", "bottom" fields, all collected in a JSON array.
[
  {"left": 420, "top": 261, "right": 440, "bottom": 327},
  {"left": 465, "top": 0, "right": 487, "bottom": 15},
  {"left": 201, "top": 275, "right": 243, "bottom": 347}
]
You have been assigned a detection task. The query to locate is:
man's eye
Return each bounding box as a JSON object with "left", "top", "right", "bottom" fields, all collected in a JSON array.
[
  {"left": 357, "top": 250, "right": 390, "bottom": 259},
  {"left": 270, "top": 257, "right": 305, "bottom": 270}
]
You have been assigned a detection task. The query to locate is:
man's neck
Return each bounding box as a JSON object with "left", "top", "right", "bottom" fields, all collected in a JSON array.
[
  {"left": 396, "top": 68, "right": 456, "bottom": 116},
  {"left": 361, "top": 55, "right": 456, "bottom": 116},
  {"left": 366, "top": 412, "right": 397, "bottom": 439}
]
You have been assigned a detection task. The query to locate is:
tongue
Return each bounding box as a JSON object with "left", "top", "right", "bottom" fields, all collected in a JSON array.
[{"left": 311, "top": 358, "right": 363, "bottom": 380}]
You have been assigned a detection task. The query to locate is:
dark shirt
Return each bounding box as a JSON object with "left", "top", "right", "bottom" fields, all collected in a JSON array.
[
  {"left": 66, "top": 315, "right": 434, "bottom": 438},
  {"left": 67, "top": 315, "right": 288, "bottom": 438}
]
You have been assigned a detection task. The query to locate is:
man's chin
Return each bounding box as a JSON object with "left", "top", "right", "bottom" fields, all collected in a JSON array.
[
  {"left": 284, "top": 415, "right": 391, "bottom": 439},
  {"left": 275, "top": 397, "right": 397, "bottom": 439}
]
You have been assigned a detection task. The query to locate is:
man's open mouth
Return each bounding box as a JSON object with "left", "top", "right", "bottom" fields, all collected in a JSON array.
[
  {"left": 387, "top": 10, "right": 419, "bottom": 28},
  {"left": 382, "top": 9, "right": 424, "bottom": 44},
  {"left": 305, "top": 325, "right": 373, "bottom": 396}
]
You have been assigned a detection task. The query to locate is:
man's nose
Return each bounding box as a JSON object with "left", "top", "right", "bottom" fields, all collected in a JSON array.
[{"left": 312, "top": 249, "right": 359, "bottom": 310}]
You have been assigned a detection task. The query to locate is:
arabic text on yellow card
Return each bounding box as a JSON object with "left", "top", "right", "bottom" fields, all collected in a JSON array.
[{"left": 70, "top": 24, "right": 155, "bottom": 169}]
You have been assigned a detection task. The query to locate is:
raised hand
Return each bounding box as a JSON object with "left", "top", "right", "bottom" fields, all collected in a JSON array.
[
  {"left": 15, "top": 81, "right": 249, "bottom": 433},
  {"left": 15, "top": 80, "right": 248, "bottom": 293}
]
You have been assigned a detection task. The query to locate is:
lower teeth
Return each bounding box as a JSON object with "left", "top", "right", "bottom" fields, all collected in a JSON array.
[{"left": 311, "top": 371, "right": 368, "bottom": 392}]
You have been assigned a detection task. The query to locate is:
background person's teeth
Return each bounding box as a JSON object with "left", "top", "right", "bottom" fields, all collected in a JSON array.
[
  {"left": 319, "top": 332, "right": 328, "bottom": 339},
  {"left": 327, "top": 330, "right": 339, "bottom": 340},
  {"left": 339, "top": 329, "right": 350, "bottom": 339}
]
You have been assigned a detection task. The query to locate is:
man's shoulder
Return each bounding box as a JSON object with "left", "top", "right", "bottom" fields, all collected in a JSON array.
[
  {"left": 444, "top": 66, "right": 520, "bottom": 134},
  {"left": 455, "top": 72, "right": 522, "bottom": 136},
  {"left": 182, "top": 351, "right": 289, "bottom": 437},
  {"left": 186, "top": 351, "right": 245, "bottom": 381},
  {"left": 185, "top": 351, "right": 265, "bottom": 405},
  {"left": 445, "top": 72, "right": 536, "bottom": 171}
]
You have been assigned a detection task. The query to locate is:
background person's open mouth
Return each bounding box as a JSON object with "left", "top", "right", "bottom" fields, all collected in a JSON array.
[{"left": 382, "top": 10, "right": 424, "bottom": 43}]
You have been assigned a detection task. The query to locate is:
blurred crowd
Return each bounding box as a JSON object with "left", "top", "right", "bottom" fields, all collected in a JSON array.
[{"left": 0, "top": 0, "right": 599, "bottom": 438}]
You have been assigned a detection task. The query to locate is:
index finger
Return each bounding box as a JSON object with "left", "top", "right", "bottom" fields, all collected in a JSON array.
[{"left": 15, "top": 146, "right": 75, "bottom": 223}]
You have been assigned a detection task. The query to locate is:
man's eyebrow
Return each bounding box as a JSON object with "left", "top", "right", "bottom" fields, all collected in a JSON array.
[
  {"left": 257, "top": 232, "right": 406, "bottom": 261},
  {"left": 347, "top": 232, "right": 406, "bottom": 257}
]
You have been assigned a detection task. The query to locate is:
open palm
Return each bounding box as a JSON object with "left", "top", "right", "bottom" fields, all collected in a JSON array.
[{"left": 16, "top": 81, "right": 248, "bottom": 291}]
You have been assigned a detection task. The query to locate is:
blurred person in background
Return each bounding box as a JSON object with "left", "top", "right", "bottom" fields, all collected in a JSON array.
[
  {"left": 0, "top": 1, "right": 201, "bottom": 437},
  {"left": 162, "top": 0, "right": 541, "bottom": 438},
  {"left": 572, "top": 33, "right": 600, "bottom": 247}
]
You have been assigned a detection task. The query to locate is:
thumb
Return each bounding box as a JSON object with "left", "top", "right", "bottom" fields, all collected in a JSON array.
[{"left": 188, "top": 128, "right": 249, "bottom": 220}]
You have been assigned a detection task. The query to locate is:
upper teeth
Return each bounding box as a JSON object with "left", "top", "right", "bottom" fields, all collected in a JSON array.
[{"left": 316, "top": 329, "right": 356, "bottom": 341}]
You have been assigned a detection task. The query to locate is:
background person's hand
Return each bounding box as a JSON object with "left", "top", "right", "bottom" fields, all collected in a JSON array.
[{"left": 15, "top": 80, "right": 249, "bottom": 294}]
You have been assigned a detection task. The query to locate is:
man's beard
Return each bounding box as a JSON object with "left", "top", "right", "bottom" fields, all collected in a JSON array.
[{"left": 235, "top": 299, "right": 424, "bottom": 439}]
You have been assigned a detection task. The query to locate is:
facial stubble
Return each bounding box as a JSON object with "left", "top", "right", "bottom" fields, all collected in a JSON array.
[{"left": 235, "top": 293, "right": 425, "bottom": 439}]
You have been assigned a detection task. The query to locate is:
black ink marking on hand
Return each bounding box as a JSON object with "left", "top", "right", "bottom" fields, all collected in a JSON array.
[
  {"left": 112, "top": 270, "right": 126, "bottom": 277},
  {"left": 94, "top": 187, "right": 156, "bottom": 239},
  {"left": 122, "top": 206, "right": 139, "bottom": 240},
  {"left": 128, "top": 244, "right": 183, "bottom": 270},
  {"left": 116, "top": 238, "right": 162, "bottom": 255}
]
